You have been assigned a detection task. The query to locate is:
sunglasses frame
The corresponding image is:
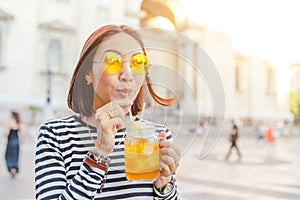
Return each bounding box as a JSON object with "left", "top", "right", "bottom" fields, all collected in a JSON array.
[{"left": 93, "top": 50, "right": 150, "bottom": 75}]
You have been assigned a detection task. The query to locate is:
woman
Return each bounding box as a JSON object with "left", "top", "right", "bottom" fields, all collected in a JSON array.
[
  {"left": 35, "top": 25, "right": 181, "bottom": 199},
  {"left": 4, "top": 111, "right": 24, "bottom": 178},
  {"left": 225, "top": 124, "right": 242, "bottom": 161}
]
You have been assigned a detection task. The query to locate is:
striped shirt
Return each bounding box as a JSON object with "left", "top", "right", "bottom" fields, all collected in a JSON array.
[{"left": 35, "top": 115, "right": 179, "bottom": 199}]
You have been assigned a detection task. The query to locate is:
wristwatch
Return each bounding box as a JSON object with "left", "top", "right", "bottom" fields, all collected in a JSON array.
[{"left": 154, "top": 176, "right": 175, "bottom": 195}]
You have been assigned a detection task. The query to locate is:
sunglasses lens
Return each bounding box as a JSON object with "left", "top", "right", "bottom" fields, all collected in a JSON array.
[
  {"left": 102, "top": 51, "right": 122, "bottom": 74},
  {"left": 131, "top": 54, "right": 150, "bottom": 74}
]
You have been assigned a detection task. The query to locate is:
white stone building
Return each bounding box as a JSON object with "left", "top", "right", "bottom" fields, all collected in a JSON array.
[{"left": 0, "top": 0, "right": 291, "bottom": 126}]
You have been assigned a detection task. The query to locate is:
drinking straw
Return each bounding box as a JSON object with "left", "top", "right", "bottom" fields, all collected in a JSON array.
[
  {"left": 140, "top": 102, "right": 146, "bottom": 120},
  {"left": 126, "top": 93, "right": 133, "bottom": 122},
  {"left": 97, "top": 121, "right": 102, "bottom": 143}
]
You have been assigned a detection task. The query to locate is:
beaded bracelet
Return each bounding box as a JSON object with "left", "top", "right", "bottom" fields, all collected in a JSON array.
[{"left": 84, "top": 150, "right": 111, "bottom": 193}]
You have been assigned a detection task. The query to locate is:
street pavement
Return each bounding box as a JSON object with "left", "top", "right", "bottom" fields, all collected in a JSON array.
[
  {"left": 175, "top": 132, "right": 300, "bottom": 200},
  {"left": 1, "top": 128, "right": 300, "bottom": 200}
]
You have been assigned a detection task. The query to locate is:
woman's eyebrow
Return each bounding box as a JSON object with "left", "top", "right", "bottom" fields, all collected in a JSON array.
[
  {"left": 100, "top": 49, "right": 144, "bottom": 59},
  {"left": 134, "top": 51, "right": 144, "bottom": 55},
  {"left": 96, "top": 49, "right": 121, "bottom": 61},
  {"left": 102, "top": 49, "right": 121, "bottom": 55}
]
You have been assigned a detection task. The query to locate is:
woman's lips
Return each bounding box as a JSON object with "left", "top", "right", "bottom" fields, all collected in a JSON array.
[{"left": 115, "top": 88, "right": 134, "bottom": 98}]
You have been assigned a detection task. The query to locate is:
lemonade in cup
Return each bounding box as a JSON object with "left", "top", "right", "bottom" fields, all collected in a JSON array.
[{"left": 124, "top": 121, "right": 159, "bottom": 180}]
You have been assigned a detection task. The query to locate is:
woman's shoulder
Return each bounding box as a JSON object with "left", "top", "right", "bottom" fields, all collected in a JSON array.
[
  {"left": 37, "top": 115, "right": 85, "bottom": 141},
  {"left": 42, "top": 115, "right": 76, "bottom": 125},
  {"left": 38, "top": 115, "right": 81, "bottom": 132},
  {"left": 7, "top": 119, "right": 19, "bottom": 130}
]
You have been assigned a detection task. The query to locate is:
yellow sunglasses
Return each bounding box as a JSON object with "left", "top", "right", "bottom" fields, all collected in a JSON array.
[{"left": 93, "top": 51, "right": 150, "bottom": 75}]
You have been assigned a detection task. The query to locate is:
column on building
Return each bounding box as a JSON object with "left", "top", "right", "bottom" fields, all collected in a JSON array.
[{"left": 176, "top": 34, "right": 199, "bottom": 118}]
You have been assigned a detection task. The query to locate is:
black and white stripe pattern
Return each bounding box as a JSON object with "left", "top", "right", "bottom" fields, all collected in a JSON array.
[{"left": 35, "top": 115, "right": 179, "bottom": 199}]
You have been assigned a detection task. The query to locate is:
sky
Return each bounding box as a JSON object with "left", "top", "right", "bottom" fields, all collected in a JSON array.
[{"left": 182, "top": 0, "right": 300, "bottom": 66}]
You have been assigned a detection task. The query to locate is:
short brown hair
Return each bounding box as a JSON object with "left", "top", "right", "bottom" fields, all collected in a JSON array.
[
  {"left": 12, "top": 111, "right": 21, "bottom": 125},
  {"left": 67, "top": 24, "right": 175, "bottom": 117}
]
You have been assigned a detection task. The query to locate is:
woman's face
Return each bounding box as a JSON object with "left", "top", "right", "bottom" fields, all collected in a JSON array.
[{"left": 88, "top": 32, "right": 145, "bottom": 112}]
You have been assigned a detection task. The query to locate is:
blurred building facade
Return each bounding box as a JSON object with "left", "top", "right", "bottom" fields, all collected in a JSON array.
[
  {"left": 0, "top": 0, "right": 292, "bottom": 125},
  {"left": 290, "top": 63, "right": 300, "bottom": 123}
]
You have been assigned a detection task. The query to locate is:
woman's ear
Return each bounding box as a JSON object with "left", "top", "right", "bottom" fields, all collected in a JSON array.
[{"left": 85, "top": 73, "right": 93, "bottom": 85}]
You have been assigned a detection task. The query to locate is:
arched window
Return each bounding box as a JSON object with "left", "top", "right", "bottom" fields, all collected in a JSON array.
[{"left": 47, "top": 39, "right": 62, "bottom": 72}]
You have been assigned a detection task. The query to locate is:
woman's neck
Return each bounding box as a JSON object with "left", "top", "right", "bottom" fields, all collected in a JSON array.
[
  {"left": 82, "top": 115, "right": 97, "bottom": 127},
  {"left": 93, "top": 94, "right": 104, "bottom": 112}
]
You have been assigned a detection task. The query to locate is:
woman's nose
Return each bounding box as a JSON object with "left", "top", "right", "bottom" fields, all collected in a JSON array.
[{"left": 119, "top": 60, "right": 133, "bottom": 82}]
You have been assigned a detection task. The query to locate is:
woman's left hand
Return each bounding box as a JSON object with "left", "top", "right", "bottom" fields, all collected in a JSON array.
[{"left": 155, "top": 131, "right": 181, "bottom": 188}]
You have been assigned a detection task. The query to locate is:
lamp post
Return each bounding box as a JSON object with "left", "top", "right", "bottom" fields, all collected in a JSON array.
[
  {"left": 46, "top": 64, "right": 52, "bottom": 105},
  {"left": 44, "top": 63, "right": 54, "bottom": 121}
]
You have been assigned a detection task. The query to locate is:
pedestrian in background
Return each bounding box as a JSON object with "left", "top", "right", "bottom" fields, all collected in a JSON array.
[
  {"left": 225, "top": 124, "right": 242, "bottom": 161},
  {"left": 255, "top": 122, "right": 266, "bottom": 144},
  {"left": 265, "top": 125, "right": 275, "bottom": 143},
  {"left": 3, "top": 111, "right": 25, "bottom": 178}
]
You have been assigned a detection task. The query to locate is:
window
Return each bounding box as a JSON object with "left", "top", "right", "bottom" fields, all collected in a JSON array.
[
  {"left": 0, "top": 9, "right": 13, "bottom": 70},
  {"left": 39, "top": 20, "right": 74, "bottom": 75},
  {"left": 235, "top": 64, "right": 241, "bottom": 92},
  {"left": 0, "top": 28, "right": 6, "bottom": 71},
  {"left": 0, "top": 30, "right": 2, "bottom": 66},
  {"left": 47, "top": 39, "right": 62, "bottom": 72}
]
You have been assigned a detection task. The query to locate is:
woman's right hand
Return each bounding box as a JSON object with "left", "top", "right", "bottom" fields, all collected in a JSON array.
[{"left": 94, "top": 100, "right": 132, "bottom": 155}]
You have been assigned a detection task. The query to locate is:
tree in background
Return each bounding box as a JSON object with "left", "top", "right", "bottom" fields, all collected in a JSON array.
[{"left": 290, "top": 89, "right": 300, "bottom": 124}]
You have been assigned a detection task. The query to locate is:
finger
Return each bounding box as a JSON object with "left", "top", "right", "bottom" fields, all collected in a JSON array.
[
  {"left": 160, "top": 145, "right": 181, "bottom": 166},
  {"left": 160, "top": 155, "right": 177, "bottom": 174},
  {"left": 158, "top": 131, "right": 167, "bottom": 142},
  {"left": 160, "top": 147, "right": 179, "bottom": 161},
  {"left": 107, "top": 106, "right": 126, "bottom": 121},
  {"left": 101, "top": 117, "right": 125, "bottom": 133},
  {"left": 160, "top": 142, "right": 181, "bottom": 159},
  {"left": 170, "top": 143, "right": 181, "bottom": 160},
  {"left": 98, "top": 117, "right": 124, "bottom": 148},
  {"left": 113, "top": 117, "right": 126, "bottom": 130},
  {"left": 160, "top": 160, "right": 171, "bottom": 177},
  {"left": 95, "top": 104, "right": 124, "bottom": 121},
  {"left": 159, "top": 140, "right": 171, "bottom": 148}
]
